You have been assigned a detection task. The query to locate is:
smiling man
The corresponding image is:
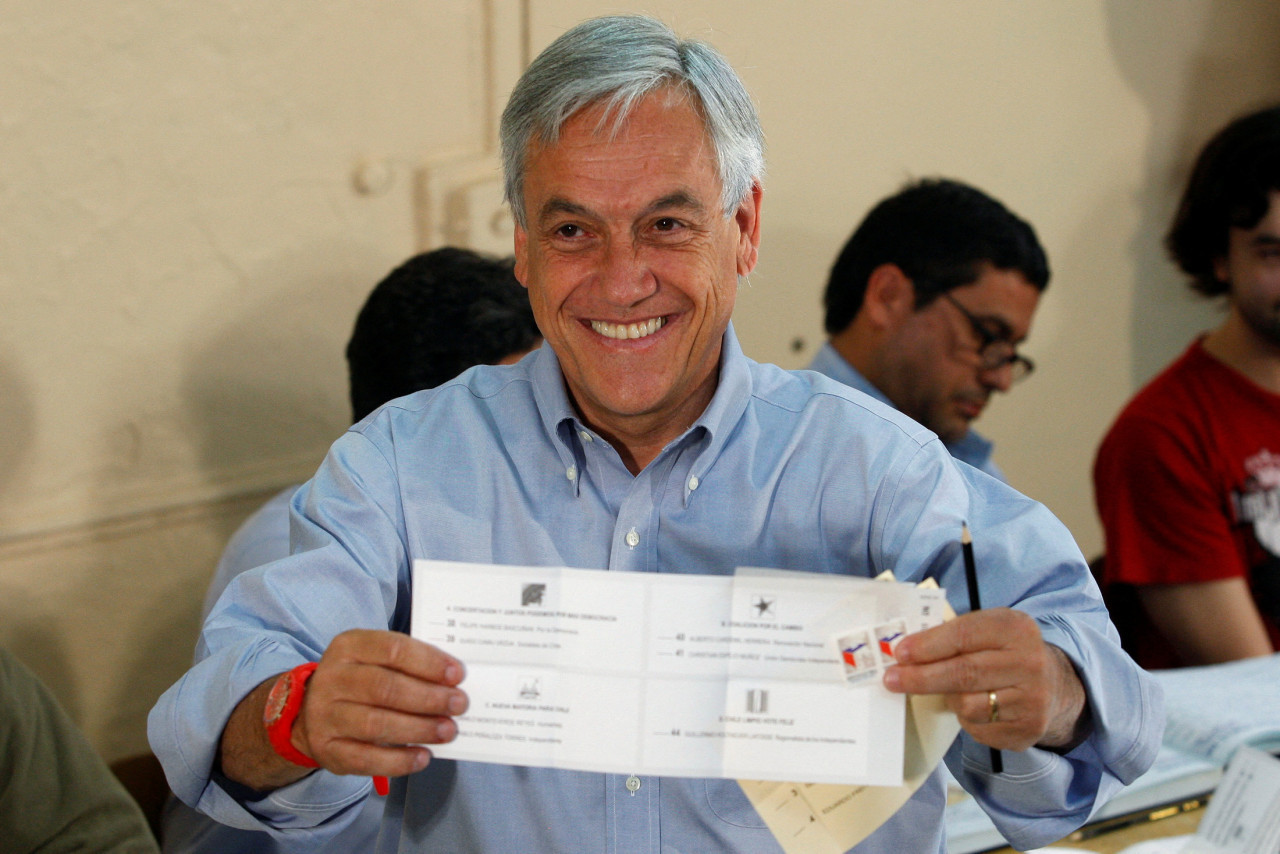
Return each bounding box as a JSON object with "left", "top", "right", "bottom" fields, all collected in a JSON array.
[
  {"left": 150, "top": 15, "right": 1159, "bottom": 854},
  {"left": 811, "top": 178, "right": 1048, "bottom": 482},
  {"left": 512, "top": 90, "right": 759, "bottom": 472}
]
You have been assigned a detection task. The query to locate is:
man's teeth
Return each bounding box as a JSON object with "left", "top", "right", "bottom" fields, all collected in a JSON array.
[{"left": 591, "top": 317, "right": 666, "bottom": 340}]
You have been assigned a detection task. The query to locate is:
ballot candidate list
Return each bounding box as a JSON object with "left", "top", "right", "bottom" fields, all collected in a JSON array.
[{"left": 411, "top": 561, "right": 945, "bottom": 786}]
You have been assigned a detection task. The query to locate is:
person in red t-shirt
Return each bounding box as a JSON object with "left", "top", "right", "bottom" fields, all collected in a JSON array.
[{"left": 1094, "top": 103, "right": 1280, "bottom": 669}]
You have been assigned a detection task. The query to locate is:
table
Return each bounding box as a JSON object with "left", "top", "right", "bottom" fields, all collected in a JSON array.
[{"left": 989, "top": 803, "right": 1203, "bottom": 853}]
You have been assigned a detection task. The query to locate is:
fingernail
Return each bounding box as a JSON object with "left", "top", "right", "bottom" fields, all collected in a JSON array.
[
  {"left": 883, "top": 667, "right": 902, "bottom": 691},
  {"left": 436, "top": 720, "right": 456, "bottom": 741},
  {"left": 893, "top": 638, "right": 912, "bottom": 663},
  {"left": 448, "top": 692, "right": 467, "bottom": 715}
]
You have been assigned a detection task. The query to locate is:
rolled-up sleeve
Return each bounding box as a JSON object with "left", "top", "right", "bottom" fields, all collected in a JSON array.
[
  {"left": 929, "top": 462, "right": 1165, "bottom": 850},
  {"left": 148, "top": 426, "right": 409, "bottom": 838}
]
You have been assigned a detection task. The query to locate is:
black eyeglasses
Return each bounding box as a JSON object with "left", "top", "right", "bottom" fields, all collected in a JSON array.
[{"left": 941, "top": 292, "right": 1035, "bottom": 382}]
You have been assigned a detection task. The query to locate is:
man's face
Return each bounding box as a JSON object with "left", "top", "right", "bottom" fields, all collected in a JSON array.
[
  {"left": 874, "top": 265, "right": 1040, "bottom": 444},
  {"left": 513, "top": 90, "right": 761, "bottom": 458},
  {"left": 1216, "top": 190, "right": 1280, "bottom": 347}
]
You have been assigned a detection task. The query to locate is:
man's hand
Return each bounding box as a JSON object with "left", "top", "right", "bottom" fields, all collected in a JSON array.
[
  {"left": 883, "top": 609, "right": 1089, "bottom": 752},
  {"left": 219, "top": 629, "right": 468, "bottom": 791}
]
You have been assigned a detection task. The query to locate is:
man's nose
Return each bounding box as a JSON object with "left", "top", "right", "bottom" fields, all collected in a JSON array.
[
  {"left": 599, "top": 242, "right": 657, "bottom": 306},
  {"left": 978, "top": 361, "right": 1015, "bottom": 393}
]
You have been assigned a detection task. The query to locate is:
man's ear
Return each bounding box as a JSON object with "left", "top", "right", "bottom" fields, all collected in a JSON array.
[
  {"left": 1212, "top": 255, "right": 1230, "bottom": 289},
  {"left": 735, "top": 182, "right": 763, "bottom": 276},
  {"left": 862, "top": 263, "right": 916, "bottom": 329},
  {"left": 513, "top": 224, "right": 530, "bottom": 289}
]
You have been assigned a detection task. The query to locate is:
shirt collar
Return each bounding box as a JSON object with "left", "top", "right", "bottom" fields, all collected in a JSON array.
[
  {"left": 529, "top": 343, "right": 585, "bottom": 493},
  {"left": 688, "top": 322, "right": 750, "bottom": 444},
  {"left": 527, "top": 324, "right": 754, "bottom": 498},
  {"left": 808, "top": 342, "right": 895, "bottom": 408},
  {"left": 530, "top": 340, "right": 579, "bottom": 441},
  {"left": 808, "top": 341, "right": 996, "bottom": 468}
]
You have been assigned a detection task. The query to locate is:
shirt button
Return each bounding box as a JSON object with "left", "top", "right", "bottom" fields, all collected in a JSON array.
[
  {"left": 579, "top": 430, "right": 593, "bottom": 443},
  {"left": 566, "top": 465, "right": 577, "bottom": 481},
  {"left": 625, "top": 528, "right": 640, "bottom": 548},
  {"left": 688, "top": 475, "right": 700, "bottom": 491},
  {"left": 625, "top": 775, "right": 641, "bottom": 794}
]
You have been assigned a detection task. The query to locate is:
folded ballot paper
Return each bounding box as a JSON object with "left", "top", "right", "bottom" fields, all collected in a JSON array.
[
  {"left": 411, "top": 561, "right": 959, "bottom": 853},
  {"left": 736, "top": 574, "right": 961, "bottom": 854}
]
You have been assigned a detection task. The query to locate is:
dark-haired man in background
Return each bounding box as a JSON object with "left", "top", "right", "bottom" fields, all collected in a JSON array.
[
  {"left": 343, "top": 247, "right": 542, "bottom": 431},
  {"left": 810, "top": 178, "right": 1049, "bottom": 482},
  {"left": 1094, "top": 104, "right": 1280, "bottom": 669},
  {"left": 161, "top": 247, "right": 540, "bottom": 853}
]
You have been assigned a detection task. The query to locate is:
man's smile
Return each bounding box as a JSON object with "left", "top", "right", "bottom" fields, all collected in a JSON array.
[
  {"left": 954, "top": 394, "right": 988, "bottom": 421},
  {"left": 589, "top": 316, "right": 667, "bottom": 340}
]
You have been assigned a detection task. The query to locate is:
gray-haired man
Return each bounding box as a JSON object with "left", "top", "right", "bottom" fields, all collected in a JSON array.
[{"left": 151, "top": 15, "right": 1159, "bottom": 853}]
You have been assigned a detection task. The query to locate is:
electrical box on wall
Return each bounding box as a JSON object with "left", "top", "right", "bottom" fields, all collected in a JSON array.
[{"left": 416, "top": 154, "right": 514, "bottom": 257}]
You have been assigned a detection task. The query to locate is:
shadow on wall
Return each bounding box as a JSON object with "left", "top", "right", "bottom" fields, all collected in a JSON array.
[
  {"left": 0, "top": 352, "right": 79, "bottom": 713},
  {"left": 94, "top": 241, "right": 391, "bottom": 759},
  {"left": 94, "top": 489, "right": 272, "bottom": 761},
  {"left": 733, "top": 222, "right": 833, "bottom": 370},
  {"left": 1105, "top": 0, "right": 1280, "bottom": 388},
  {"left": 0, "top": 585, "right": 80, "bottom": 716},
  {"left": 0, "top": 353, "right": 35, "bottom": 510},
  {"left": 179, "top": 241, "right": 382, "bottom": 489}
]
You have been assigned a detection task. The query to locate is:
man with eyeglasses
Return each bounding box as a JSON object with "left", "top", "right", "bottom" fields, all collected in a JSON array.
[{"left": 810, "top": 177, "right": 1047, "bottom": 482}]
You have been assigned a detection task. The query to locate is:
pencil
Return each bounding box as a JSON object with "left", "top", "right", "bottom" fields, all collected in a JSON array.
[{"left": 962, "top": 522, "right": 1003, "bottom": 774}]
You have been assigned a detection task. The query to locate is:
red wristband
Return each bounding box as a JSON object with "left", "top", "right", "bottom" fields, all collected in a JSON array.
[{"left": 263, "top": 662, "right": 320, "bottom": 768}]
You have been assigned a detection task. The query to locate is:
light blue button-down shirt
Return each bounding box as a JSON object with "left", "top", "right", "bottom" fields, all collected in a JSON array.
[
  {"left": 150, "top": 326, "right": 1160, "bottom": 853},
  {"left": 163, "top": 486, "right": 387, "bottom": 854},
  {"left": 807, "top": 342, "right": 1004, "bottom": 482}
]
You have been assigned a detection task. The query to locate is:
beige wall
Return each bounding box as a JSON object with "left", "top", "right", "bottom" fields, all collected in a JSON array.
[
  {"left": 0, "top": 0, "right": 515, "bottom": 759},
  {"left": 2, "top": 2, "right": 1278, "bottom": 761}
]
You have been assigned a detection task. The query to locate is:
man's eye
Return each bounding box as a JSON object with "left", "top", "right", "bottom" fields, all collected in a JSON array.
[
  {"left": 984, "top": 339, "right": 1016, "bottom": 360},
  {"left": 554, "top": 224, "right": 583, "bottom": 239},
  {"left": 654, "top": 217, "right": 681, "bottom": 232},
  {"left": 979, "top": 325, "right": 1003, "bottom": 343}
]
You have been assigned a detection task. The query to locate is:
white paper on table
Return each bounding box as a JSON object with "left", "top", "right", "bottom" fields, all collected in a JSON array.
[
  {"left": 1182, "top": 747, "right": 1280, "bottom": 854},
  {"left": 410, "top": 560, "right": 945, "bottom": 786}
]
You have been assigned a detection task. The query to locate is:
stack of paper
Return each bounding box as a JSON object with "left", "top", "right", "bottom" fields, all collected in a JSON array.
[{"left": 946, "top": 653, "right": 1280, "bottom": 854}]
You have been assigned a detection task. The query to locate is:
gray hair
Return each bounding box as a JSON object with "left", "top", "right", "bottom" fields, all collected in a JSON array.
[{"left": 500, "top": 15, "right": 765, "bottom": 228}]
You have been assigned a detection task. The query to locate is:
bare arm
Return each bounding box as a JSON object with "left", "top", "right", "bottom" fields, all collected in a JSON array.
[
  {"left": 219, "top": 629, "right": 468, "bottom": 792},
  {"left": 884, "top": 609, "right": 1089, "bottom": 752},
  {"left": 1136, "top": 578, "right": 1274, "bottom": 666}
]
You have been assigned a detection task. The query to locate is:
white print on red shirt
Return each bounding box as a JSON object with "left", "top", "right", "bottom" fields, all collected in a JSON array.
[{"left": 1234, "top": 449, "right": 1280, "bottom": 558}]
